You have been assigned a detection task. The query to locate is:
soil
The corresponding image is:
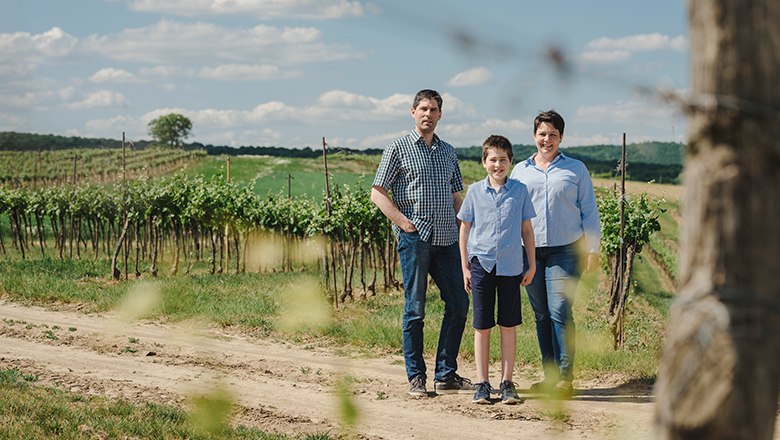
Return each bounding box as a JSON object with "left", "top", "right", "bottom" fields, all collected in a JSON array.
[{"left": 0, "top": 300, "right": 663, "bottom": 439}]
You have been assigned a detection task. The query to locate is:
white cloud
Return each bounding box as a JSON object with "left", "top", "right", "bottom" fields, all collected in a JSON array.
[
  {"left": 59, "top": 87, "right": 76, "bottom": 101},
  {"left": 0, "top": 113, "right": 27, "bottom": 130},
  {"left": 67, "top": 90, "right": 128, "bottom": 109},
  {"left": 0, "top": 62, "right": 36, "bottom": 78},
  {"left": 0, "top": 87, "right": 72, "bottom": 110},
  {"left": 361, "top": 130, "right": 408, "bottom": 148},
  {"left": 572, "top": 99, "right": 684, "bottom": 144},
  {"left": 0, "top": 27, "right": 78, "bottom": 63},
  {"left": 581, "top": 33, "right": 687, "bottom": 64},
  {"left": 441, "top": 118, "right": 530, "bottom": 146},
  {"left": 199, "top": 64, "right": 301, "bottom": 80},
  {"left": 139, "top": 65, "right": 184, "bottom": 77},
  {"left": 586, "top": 33, "right": 687, "bottom": 52},
  {"left": 81, "top": 20, "right": 363, "bottom": 65},
  {"left": 448, "top": 67, "right": 492, "bottom": 87},
  {"left": 580, "top": 50, "right": 631, "bottom": 64},
  {"left": 84, "top": 115, "right": 140, "bottom": 138},
  {"left": 562, "top": 134, "right": 615, "bottom": 147},
  {"left": 126, "top": 0, "right": 378, "bottom": 20},
  {"left": 90, "top": 67, "right": 138, "bottom": 83},
  {"left": 0, "top": 92, "right": 40, "bottom": 109}
]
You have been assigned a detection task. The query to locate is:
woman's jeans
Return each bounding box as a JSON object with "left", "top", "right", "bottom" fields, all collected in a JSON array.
[
  {"left": 524, "top": 242, "right": 581, "bottom": 381},
  {"left": 398, "top": 231, "right": 469, "bottom": 382}
]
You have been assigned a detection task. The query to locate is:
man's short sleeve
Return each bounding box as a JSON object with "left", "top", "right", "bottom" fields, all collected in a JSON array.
[
  {"left": 372, "top": 145, "right": 399, "bottom": 189},
  {"left": 450, "top": 157, "right": 464, "bottom": 193}
]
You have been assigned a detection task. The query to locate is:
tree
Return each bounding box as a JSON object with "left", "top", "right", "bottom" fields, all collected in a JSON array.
[
  {"left": 148, "top": 113, "right": 192, "bottom": 148},
  {"left": 654, "top": 1, "right": 780, "bottom": 438}
]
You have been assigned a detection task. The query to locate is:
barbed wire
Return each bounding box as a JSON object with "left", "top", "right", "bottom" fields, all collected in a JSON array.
[{"left": 372, "top": 2, "right": 779, "bottom": 122}]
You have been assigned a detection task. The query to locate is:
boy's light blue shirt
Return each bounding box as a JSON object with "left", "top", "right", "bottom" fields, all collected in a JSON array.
[
  {"left": 457, "top": 176, "right": 536, "bottom": 276},
  {"left": 510, "top": 152, "right": 601, "bottom": 253}
]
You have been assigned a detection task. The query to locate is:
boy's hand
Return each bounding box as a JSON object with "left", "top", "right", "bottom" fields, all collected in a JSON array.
[
  {"left": 462, "top": 265, "right": 471, "bottom": 293},
  {"left": 520, "top": 265, "right": 536, "bottom": 286}
]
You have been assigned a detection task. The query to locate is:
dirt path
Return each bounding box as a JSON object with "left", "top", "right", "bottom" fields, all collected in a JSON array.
[{"left": 0, "top": 301, "right": 659, "bottom": 439}]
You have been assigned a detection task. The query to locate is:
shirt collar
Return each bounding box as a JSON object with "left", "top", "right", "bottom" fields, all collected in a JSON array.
[
  {"left": 524, "top": 152, "right": 568, "bottom": 167},
  {"left": 411, "top": 129, "right": 441, "bottom": 148},
  {"left": 482, "top": 175, "right": 511, "bottom": 192}
]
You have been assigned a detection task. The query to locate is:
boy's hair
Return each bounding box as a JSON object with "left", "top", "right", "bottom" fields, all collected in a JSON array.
[
  {"left": 534, "top": 109, "right": 565, "bottom": 136},
  {"left": 482, "top": 134, "right": 513, "bottom": 162},
  {"left": 412, "top": 89, "right": 443, "bottom": 110}
]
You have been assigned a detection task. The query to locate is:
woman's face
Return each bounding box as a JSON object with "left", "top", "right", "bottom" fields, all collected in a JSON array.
[{"left": 534, "top": 122, "right": 563, "bottom": 157}]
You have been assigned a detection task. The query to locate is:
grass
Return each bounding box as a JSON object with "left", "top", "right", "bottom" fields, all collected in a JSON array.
[
  {"left": 0, "top": 368, "right": 331, "bottom": 439},
  {"left": 0, "top": 256, "right": 666, "bottom": 380},
  {"left": 0, "top": 258, "right": 294, "bottom": 334},
  {"left": 182, "top": 154, "right": 377, "bottom": 200}
]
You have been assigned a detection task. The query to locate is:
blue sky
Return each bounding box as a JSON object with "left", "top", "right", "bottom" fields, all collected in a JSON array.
[{"left": 1, "top": 0, "right": 689, "bottom": 149}]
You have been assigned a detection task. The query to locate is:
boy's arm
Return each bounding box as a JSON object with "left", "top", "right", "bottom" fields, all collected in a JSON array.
[
  {"left": 458, "top": 221, "right": 472, "bottom": 292},
  {"left": 520, "top": 219, "right": 536, "bottom": 286},
  {"left": 370, "top": 186, "right": 416, "bottom": 232}
]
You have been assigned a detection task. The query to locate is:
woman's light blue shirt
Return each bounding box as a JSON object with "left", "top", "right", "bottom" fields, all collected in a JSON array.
[
  {"left": 457, "top": 177, "right": 535, "bottom": 276},
  {"left": 510, "top": 153, "right": 601, "bottom": 253}
]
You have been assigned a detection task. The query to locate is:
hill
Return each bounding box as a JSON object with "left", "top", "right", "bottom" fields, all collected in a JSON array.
[{"left": 0, "top": 131, "right": 685, "bottom": 183}]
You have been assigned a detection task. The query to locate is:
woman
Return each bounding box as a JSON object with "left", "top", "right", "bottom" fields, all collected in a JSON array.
[{"left": 510, "top": 110, "right": 601, "bottom": 398}]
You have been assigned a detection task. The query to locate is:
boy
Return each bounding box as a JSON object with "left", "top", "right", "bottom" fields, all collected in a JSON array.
[{"left": 457, "top": 135, "right": 536, "bottom": 404}]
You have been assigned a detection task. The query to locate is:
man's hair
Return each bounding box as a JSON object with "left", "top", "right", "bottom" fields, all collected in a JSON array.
[
  {"left": 482, "top": 134, "right": 513, "bottom": 162},
  {"left": 412, "top": 89, "right": 443, "bottom": 110},
  {"left": 534, "top": 109, "right": 565, "bottom": 136}
]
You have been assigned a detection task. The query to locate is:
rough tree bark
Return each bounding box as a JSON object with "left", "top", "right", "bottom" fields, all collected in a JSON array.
[{"left": 654, "top": 0, "right": 780, "bottom": 438}]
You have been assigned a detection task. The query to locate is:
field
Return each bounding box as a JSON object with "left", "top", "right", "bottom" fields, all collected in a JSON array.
[{"left": 0, "top": 150, "right": 698, "bottom": 439}]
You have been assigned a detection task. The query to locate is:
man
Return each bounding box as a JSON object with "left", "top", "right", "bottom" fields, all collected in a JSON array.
[{"left": 371, "top": 89, "right": 474, "bottom": 397}]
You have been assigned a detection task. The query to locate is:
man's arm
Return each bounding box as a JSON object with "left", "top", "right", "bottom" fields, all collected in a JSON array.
[
  {"left": 452, "top": 191, "right": 463, "bottom": 227},
  {"left": 370, "top": 186, "right": 416, "bottom": 232}
]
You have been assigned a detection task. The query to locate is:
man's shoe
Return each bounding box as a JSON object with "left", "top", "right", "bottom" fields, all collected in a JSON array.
[
  {"left": 552, "top": 380, "right": 574, "bottom": 400},
  {"left": 434, "top": 373, "right": 476, "bottom": 395},
  {"left": 499, "top": 380, "right": 522, "bottom": 405},
  {"left": 408, "top": 374, "right": 427, "bottom": 398},
  {"left": 471, "top": 381, "right": 492, "bottom": 404}
]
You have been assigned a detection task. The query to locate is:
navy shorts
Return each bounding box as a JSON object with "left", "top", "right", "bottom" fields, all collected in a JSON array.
[{"left": 470, "top": 257, "right": 523, "bottom": 330}]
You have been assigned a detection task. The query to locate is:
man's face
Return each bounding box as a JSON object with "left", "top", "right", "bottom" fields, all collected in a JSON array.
[
  {"left": 534, "top": 122, "right": 563, "bottom": 157},
  {"left": 411, "top": 98, "right": 441, "bottom": 135}
]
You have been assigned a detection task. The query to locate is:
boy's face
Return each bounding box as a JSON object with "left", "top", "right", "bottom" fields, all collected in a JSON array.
[{"left": 482, "top": 147, "right": 511, "bottom": 183}]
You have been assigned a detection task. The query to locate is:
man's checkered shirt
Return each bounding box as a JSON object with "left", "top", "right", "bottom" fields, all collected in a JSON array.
[{"left": 372, "top": 130, "right": 464, "bottom": 246}]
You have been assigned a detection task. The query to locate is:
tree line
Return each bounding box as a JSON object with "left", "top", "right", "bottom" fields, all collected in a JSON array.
[{"left": 1, "top": 131, "right": 684, "bottom": 183}]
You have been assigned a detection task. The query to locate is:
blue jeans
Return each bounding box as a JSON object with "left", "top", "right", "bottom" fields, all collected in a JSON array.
[
  {"left": 398, "top": 231, "right": 469, "bottom": 382},
  {"left": 524, "top": 242, "right": 581, "bottom": 381}
]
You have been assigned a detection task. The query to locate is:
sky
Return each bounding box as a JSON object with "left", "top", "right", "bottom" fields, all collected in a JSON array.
[{"left": 0, "top": 0, "right": 690, "bottom": 150}]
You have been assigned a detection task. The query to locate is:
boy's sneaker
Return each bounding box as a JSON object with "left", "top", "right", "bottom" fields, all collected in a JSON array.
[
  {"left": 471, "top": 381, "right": 492, "bottom": 404},
  {"left": 434, "top": 373, "right": 476, "bottom": 395},
  {"left": 499, "top": 380, "right": 522, "bottom": 405},
  {"left": 408, "top": 374, "right": 427, "bottom": 398}
]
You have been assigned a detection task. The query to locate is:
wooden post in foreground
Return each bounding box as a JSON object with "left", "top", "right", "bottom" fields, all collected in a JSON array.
[{"left": 654, "top": 1, "right": 780, "bottom": 438}]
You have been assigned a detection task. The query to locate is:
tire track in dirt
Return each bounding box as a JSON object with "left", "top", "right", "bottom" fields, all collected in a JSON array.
[{"left": 0, "top": 301, "right": 657, "bottom": 439}]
